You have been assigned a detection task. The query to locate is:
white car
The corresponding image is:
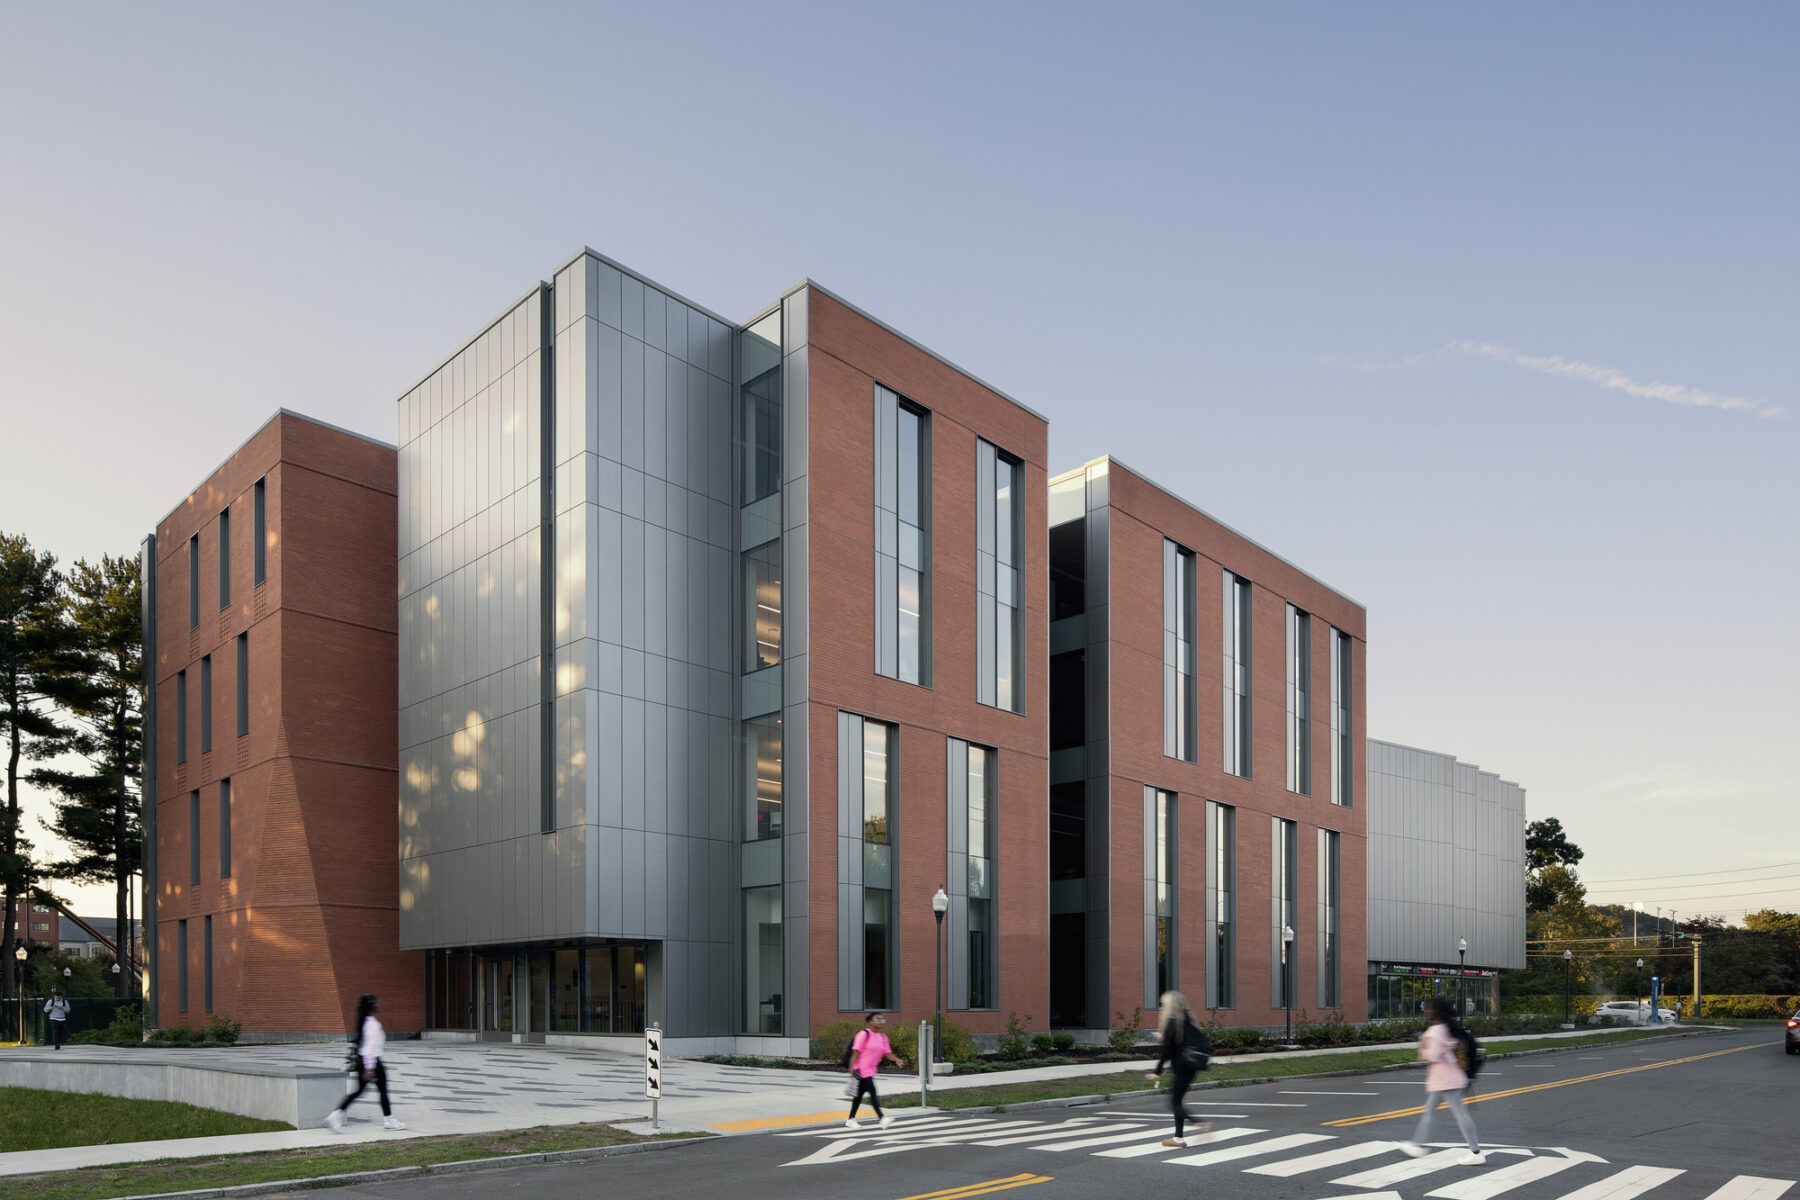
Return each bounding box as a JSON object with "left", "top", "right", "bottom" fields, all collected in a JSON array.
[{"left": 1596, "top": 1000, "right": 1677, "bottom": 1025}]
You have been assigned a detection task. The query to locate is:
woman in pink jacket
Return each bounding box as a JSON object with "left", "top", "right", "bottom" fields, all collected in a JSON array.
[
  {"left": 845, "top": 1012, "right": 903, "bottom": 1128},
  {"left": 1399, "top": 995, "right": 1481, "bottom": 1163}
]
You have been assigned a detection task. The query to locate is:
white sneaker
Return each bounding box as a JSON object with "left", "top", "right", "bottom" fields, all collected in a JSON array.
[
  {"left": 1457, "top": 1152, "right": 1485, "bottom": 1166},
  {"left": 1396, "top": 1141, "right": 1425, "bottom": 1158},
  {"left": 844, "top": 1118, "right": 858, "bottom": 1128},
  {"left": 879, "top": 1114, "right": 895, "bottom": 1128},
  {"left": 324, "top": 1110, "right": 344, "bottom": 1133},
  {"left": 383, "top": 1116, "right": 406, "bottom": 1131},
  {"left": 1162, "top": 1137, "right": 1187, "bottom": 1148}
]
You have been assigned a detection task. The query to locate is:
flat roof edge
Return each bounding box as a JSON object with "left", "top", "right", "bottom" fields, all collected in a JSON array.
[
  {"left": 151, "top": 408, "right": 393, "bottom": 530},
  {"left": 1367, "top": 736, "right": 1525, "bottom": 792}
]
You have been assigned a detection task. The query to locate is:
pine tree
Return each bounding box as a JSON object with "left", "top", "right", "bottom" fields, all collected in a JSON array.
[
  {"left": 0, "top": 532, "right": 81, "bottom": 1003},
  {"left": 31, "top": 554, "right": 143, "bottom": 998}
]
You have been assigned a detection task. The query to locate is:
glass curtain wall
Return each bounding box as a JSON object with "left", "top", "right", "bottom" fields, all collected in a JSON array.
[
  {"left": 875, "top": 386, "right": 929, "bottom": 685},
  {"left": 745, "top": 886, "right": 783, "bottom": 1032},
  {"left": 967, "top": 745, "right": 996, "bottom": 1009},
  {"left": 1272, "top": 818, "right": 1298, "bottom": 1008},
  {"left": 1223, "top": 571, "right": 1252, "bottom": 777},
  {"left": 863, "top": 721, "right": 895, "bottom": 1008},
  {"left": 744, "top": 714, "right": 782, "bottom": 840},
  {"left": 1330, "top": 628, "right": 1353, "bottom": 807},
  {"left": 1318, "top": 829, "right": 1340, "bottom": 1009},
  {"left": 1286, "top": 604, "right": 1311, "bottom": 794},
  {"left": 977, "top": 442, "right": 1023, "bottom": 711},
  {"left": 1149, "top": 788, "right": 1177, "bottom": 1003},
  {"left": 1165, "top": 541, "right": 1197, "bottom": 761}
]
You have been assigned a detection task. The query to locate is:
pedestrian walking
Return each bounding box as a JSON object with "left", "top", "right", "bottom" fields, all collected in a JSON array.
[
  {"left": 844, "top": 1012, "right": 903, "bottom": 1129},
  {"left": 1145, "top": 990, "right": 1211, "bottom": 1147},
  {"left": 325, "top": 994, "right": 405, "bottom": 1132},
  {"left": 44, "top": 988, "right": 71, "bottom": 1050},
  {"left": 1399, "top": 995, "right": 1482, "bottom": 1164}
]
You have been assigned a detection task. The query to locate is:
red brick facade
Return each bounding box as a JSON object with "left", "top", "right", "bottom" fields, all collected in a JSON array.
[
  {"left": 804, "top": 290, "right": 1051, "bottom": 1037},
  {"left": 1098, "top": 460, "right": 1368, "bottom": 1027},
  {"left": 150, "top": 412, "right": 420, "bottom": 1034}
]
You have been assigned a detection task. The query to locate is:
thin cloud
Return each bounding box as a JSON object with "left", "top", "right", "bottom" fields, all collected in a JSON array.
[{"left": 1322, "top": 342, "right": 1784, "bottom": 419}]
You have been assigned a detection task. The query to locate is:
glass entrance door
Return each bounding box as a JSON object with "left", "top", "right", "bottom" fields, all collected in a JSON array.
[
  {"left": 526, "top": 955, "right": 552, "bottom": 1043},
  {"left": 482, "top": 956, "right": 514, "bottom": 1039}
]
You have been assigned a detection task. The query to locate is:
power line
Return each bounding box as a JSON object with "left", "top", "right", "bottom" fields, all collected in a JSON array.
[
  {"left": 1588, "top": 874, "right": 1800, "bottom": 898},
  {"left": 1589, "top": 885, "right": 1800, "bottom": 905},
  {"left": 1582, "top": 859, "right": 1800, "bottom": 886}
]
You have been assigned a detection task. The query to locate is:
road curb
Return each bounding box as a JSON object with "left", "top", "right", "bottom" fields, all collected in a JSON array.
[{"left": 109, "top": 1135, "right": 711, "bottom": 1200}]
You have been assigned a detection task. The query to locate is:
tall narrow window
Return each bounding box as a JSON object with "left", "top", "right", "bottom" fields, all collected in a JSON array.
[
  {"left": 219, "top": 778, "right": 232, "bottom": 879},
  {"left": 252, "top": 477, "right": 267, "bottom": 585},
  {"left": 199, "top": 655, "right": 212, "bottom": 754},
  {"left": 744, "top": 885, "right": 782, "bottom": 1033},
  {"left": 740, "top": 310, "right": 781, "bottom": 505},
  {"left": 188, "top": 535, "right": 200, "bottom": 629},
  {"left": 1286, "top": 604, "right": 1311, "bottom": 794},
  {"left": 1164, "top": 541, "right": 1197, "bottom": 761},
  {"left": 189, "top": 790, "right": 201, "bottom": 885},
  {"left": 1206, "top": 801, "right": 1236, "bottom": 1010},
  {"left": 1272, "top": 818, "right": 1298, "bottom": 1009},
  {"left": 177, "top": 920, "right": 189, "bottom": 1012},
  {"left": 176, "top": 670, "right": 188, "bottom": 764},
  {"left": 977, "top": 441, "right": 1023, "bottom": 712},
  {"left": 1146, "top": 788, "right": 1178, "bottom": 1003},
  {"left": 235, "top": 633, "right": 248, "bottom": 736},
  {"left": 1330, "top": 629, "right": 1353, "bottom": 807},
  {"left": 1223, "top": 571, "right": 1253, "bottom": 777},
  {"left": 862, "top": 721, "right": 895, "bottom": 1008},
  {"left": 203, "top": 915, "right": 214, "bottom": 1013},
  {"left": 838, "top": 712, "right": 898, "bottom": 1012},
  {"left": 743, "top": 540, "right": 782, "bottom": 671},
  {"left": 743, "top": 714, "right": 782, "bottom": 840},
  {"left": 963, "top": 743, "right": 997, "bottom": 1009},
  {"left": 874, "top": 386, "right": 930, "bottom": 686},
  {"left": 217, "top": 508, "right": 231, "bottom": 609},
  {"left": 1318, "top": 828, "right": 1341, "bottom": 1009}
]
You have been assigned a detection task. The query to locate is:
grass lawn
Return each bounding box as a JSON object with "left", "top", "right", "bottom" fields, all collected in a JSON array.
[
  {"left": 887, "top": 1026, "right": 1693, "bottom": 1111},
  {"left": 1, "top": 1122, "right": 706, "bottom": 1200},
  {"left": 0, "top": 1086, "right": 287, "bottom": 1151}
]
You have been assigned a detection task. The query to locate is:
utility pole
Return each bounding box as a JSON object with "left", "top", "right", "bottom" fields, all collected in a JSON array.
[{"left": 1691, "top": 938, "right": 1702, "bottom": 1017}]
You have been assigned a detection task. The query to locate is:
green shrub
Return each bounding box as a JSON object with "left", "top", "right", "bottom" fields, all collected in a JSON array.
[
  {"left": 204, "top": 1013, "right": 242, "bottom": 1045},
  {"left": 997, "top": 1012, "right": 1032, "bottom": 1060},
  {"left": 1051, "top": 1031, "right": 1077, "bottom": 1052},
  {"left": 1108, "top": 1009, "right": 1145, "bottom": 1054},
  {"left": 811, "top": 1019, "right": 865, "bottom": 1065},
  {"left": 1209, "top": 1027, "right": 1264, "bottom": 1054},
  {"left": 1030, "top": 1033, "right": 1055, "bottom": 1054}
]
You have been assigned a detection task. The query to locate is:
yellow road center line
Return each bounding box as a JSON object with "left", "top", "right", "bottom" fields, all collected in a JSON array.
[
  {"left": 896, "top": 1175, "right": 1053, "bottom": 1200},
  {"left": 1324, "top": 1042, "right": 1771, "bottom": 1127},
  {"left": 710, "top": 1109, "right": 859, "bottom": 1131}
]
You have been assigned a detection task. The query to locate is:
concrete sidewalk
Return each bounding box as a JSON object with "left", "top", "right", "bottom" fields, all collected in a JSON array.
[{"left": 0, "top": 1024, "right": 1698, "bottom": 1178}]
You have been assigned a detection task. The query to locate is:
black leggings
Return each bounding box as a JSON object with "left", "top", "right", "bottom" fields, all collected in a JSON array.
[
  {"left": 337, "top": 1059, "right": 391, "bottom": 1116},
  {"left": 1169, "top": 1064, "right": 1195, "bottom": 1137},
  {"left": 849, "top": 1073, "right": 883, "bottom": 1119}
]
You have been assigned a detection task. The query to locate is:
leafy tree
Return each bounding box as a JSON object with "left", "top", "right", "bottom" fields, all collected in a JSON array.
[
  {"left": 0, "top": 533, "right": 82, "bottom": 1003},
  {"left": 30, "top": 555, "right": 143, "bottom": 997},
  {"left": 1526, "top": 818, "right": 1585, "bottom": 912}
]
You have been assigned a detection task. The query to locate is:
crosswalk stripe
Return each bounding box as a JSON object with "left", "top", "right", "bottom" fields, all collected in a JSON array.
[
  {"left": 861, "top": 1120, "right": 1054, "bottom": 1144},
  {"left": 1167, "top": 1133, "right": 1335, "bottom": 1167},
  {"left": 1247, "top": 1140, "right": 1401, "bottom": 1176},
  {"left": 1335, "top": 1147, "right": 1475, "bottom": 1187},
  {"left": 1039, "top": 1125, "right": 1265, "bottom": 1152},
  {"left": 1553, "top": 1166, "right": 1687, "bottom": 1200},
  {"left": 973, "top": 1121, "right": 1141, "bottom": 1147},
  {"left": 786, "top": 1115, "right": 969, "bottom": 1138},
  {"left": 1094, "top": 1126, "right": 1264, "bottom": 1158},
  {"left": 1700, "top": 1178, "right": 1796, "bottom": 1200},
  {"left": 1426, "top": 1155, "right": 1589, "bottom": 1199}
]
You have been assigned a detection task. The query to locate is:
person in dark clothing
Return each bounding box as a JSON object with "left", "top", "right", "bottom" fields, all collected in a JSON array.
[
  {"left": 325, "top": 994, "right": 405, "bottom": 1132},
  {"left": 1145, "top": 990, "right": 1210, "bottom": 1148}
]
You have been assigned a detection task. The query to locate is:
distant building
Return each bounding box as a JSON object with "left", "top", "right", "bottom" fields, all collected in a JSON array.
[
  {"left": 56, "top": 916, "right": 141, "bottom": 962},
  {"left": 1364, "top": 738, "right": 1526, "bottom": 1019},
  {"left": 141, "top": 411, "right": 420, "bottom": 1034},
  {"left": 9, "top": 900, "right": 60, "bottom": 952}
]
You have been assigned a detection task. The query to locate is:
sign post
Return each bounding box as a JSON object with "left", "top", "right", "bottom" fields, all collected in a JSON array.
[
  {"left": 917, "top": 1020, "right": 933, "bottom": 1108},
  {"left": 645, "top": 1023, "right": 662, "bottom": 1129}
]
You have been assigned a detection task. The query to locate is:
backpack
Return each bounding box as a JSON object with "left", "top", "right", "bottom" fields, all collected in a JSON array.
[
  {"left": 1451, "top": 1024, "right": 1483, "bottom": 1081},
  {"left": 1183, "top": 1017, "right": 1212, "bottom": 1071},
  {"left": 840, "top": 1029, "right": 865, "bottom": 1070}
]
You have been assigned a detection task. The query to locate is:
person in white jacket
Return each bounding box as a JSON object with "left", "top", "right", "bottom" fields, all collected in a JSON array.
[
  {"left": 1399, "top": 995, "right": 1481, "bottom": 1163},
  {"left": 325, "top": 994, "right": 404, "bottom": 1132},
  {"left": 44, "top": 988, "right": 71, "bottom": 1050}
]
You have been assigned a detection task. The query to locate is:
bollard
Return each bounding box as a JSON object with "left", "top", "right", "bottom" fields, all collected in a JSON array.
[{"left": 918, "top": 1020, "right": 934, "bottom": 1107}]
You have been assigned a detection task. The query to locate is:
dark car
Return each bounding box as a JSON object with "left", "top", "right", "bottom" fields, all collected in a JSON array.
[{"left": 1786, "top": 1012, "right": 1799, "bottom": 1055}]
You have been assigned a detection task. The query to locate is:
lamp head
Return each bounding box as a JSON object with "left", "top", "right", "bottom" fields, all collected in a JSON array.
[
  {"left": 931, "top": 887, "right": 949, "bottom": 915},
  {"left": 12, "top": 946, "right": 23, "bottom": 962},
  {"left": 1281, "top": 925, "right": 1294, "bottom": 943},
  {"left": 1564, "top": 949, "right": 1573, "bottom": 961},
  {"left": 63, "top": 967, "right": 72, "bottom": 977},
  {"left": 1637, "top": 958, "right": 1644, "bottom": 968},
  {"left": 1458, "top": 937, "right": 1467, "bottom": 953}
]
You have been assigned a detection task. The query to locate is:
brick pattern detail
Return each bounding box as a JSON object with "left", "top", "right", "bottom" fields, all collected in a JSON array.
[{"left": 152, "top": 413, "right": 420, "bottom": 1034}]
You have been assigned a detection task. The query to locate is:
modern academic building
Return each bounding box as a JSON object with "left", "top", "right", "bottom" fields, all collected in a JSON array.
[
  {"left": 139, "top": 247, "right": 1521, "bottom": 1049},
  {"left": 1364, "top": 738, "right": 1526, "bottom": 1019}
]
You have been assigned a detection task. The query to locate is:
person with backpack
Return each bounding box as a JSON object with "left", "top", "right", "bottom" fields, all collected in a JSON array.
[
  {"left": 1145, "top": 990, "right": 1211, "bottom": 1148},
  {"left": 844, "top": 1012, "right": 903, "bottom": 1128},
  {"left": 1399, "top": 995, "right": 1481, "bottom": 1164},
  {"left": 325, "top": 994, "right": 405, "bottom": 1133},
  {"left": 43, "top": 988, "right": 71, "bottom": 1049}
]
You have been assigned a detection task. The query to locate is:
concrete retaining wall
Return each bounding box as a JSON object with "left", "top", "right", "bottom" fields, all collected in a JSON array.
[{"left": 0, "top": 1054, "right": 344, "bottom": 1128}]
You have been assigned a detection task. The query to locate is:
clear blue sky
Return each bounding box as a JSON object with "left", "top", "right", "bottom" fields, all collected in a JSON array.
[{"left": 3, "top": 2, "right": 1794, "bottom": 921}]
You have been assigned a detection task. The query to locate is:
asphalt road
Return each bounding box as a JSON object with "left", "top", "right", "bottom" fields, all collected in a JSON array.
[{"left": 306, "top": 1027, "right": 1795, "bottom": 1200}]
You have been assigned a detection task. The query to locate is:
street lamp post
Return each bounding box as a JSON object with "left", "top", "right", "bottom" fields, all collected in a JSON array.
[
  {"left": 931, "top": 887, "right": 949, "bottom": 1056},
  {"left": 13, "top": 945, "right": 25, "bottom": 1045},
  {"left": 1457, "top": 937, "right": 1468, "bottom": 1017},
  {"left": 1281, "top": 925, "right": 1295, "bottom": 1042},
  {"left": 1636, "top": 958, "right": 1644, "bottom": 1015},
  {"left": 1563, "top": 949, "right": 1573, "bottom": 1027}
]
